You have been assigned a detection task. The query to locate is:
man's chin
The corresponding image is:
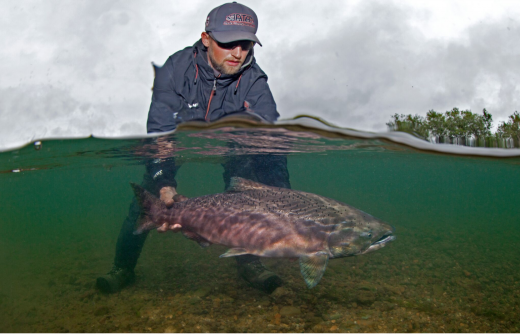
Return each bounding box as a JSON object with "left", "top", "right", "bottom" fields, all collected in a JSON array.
[
  {"left": 222, "top": 67, "right": 241, "bottom": 75},
  {"left": 210, "top": 56, "right": 243, "bottom": 75},
  {"left": 220, "top": 63, "right": 243, "bottom": 75}
]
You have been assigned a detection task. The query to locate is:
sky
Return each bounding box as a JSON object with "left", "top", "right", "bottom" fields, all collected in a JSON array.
[{"left": 1, "top": 0, "right": 519, "bottom": 150}]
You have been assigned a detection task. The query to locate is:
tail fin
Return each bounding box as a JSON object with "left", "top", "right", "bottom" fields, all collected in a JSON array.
[{"left": 130, "top": 183, "right": 166, "bottom": 235}]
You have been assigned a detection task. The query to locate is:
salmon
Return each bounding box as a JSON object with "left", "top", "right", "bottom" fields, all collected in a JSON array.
[{"left": 132, "top": 177, "right": 395, "bottom": 288}]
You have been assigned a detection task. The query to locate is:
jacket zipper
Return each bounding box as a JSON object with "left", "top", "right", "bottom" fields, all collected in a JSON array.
[{"left": 205, "top": 75, "right": 220, "bottom": 121}]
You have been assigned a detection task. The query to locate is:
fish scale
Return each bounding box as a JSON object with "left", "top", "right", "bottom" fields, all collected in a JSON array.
[{"left": 132, "top": 177, "right": 395, "bottom": 288}]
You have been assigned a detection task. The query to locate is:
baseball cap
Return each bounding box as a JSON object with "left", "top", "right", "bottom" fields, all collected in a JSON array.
[{"left": 205, "top": 2, "right": 262, "bottom": 46}]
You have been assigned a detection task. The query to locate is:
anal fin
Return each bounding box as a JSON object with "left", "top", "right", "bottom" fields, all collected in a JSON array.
[
  {"left": 219, "top": 248, "right": 250, "bottom": 258},
  {"left": 299, "top": 251, "right": 329, "bottom": 288}
]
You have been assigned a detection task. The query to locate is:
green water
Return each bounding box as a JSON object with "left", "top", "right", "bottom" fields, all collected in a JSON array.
[{"left": 1, "top": 126, "right": 519, "bottom": 332}]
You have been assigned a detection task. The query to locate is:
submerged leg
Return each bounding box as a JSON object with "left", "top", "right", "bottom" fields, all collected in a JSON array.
[
  {"left": 235, "top": 255, "right": 283, "bottom": 294},
  {"left": 114, "top": 198, "right": 149, "bottom": 270},
  {"left": 222, "top": 154, "right": 291, "bottom": 189},
  {"left": 223, "top": 153, "right": 290, "bottom": 293},
  {"left": 96, "top": 196, "right": 145, "bottom": 293},
  {"left": 97, "top": 155, "right": 180, "bottom": 293}
]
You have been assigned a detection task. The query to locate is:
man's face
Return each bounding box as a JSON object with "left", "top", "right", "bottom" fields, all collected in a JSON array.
[{"left": 201, "top": 32, "right": 254, "bottom": 75}]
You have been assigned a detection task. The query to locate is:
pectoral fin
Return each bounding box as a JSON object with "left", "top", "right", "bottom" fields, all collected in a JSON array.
[
  {"left": 299, "top": 252, "right": 329, "bottom": 288},
  {"left": 219, "top": 248, "right": 250, "bottom": 258},
  {"left": 182, "top": 231, "right": 211, "bottom": 248}
]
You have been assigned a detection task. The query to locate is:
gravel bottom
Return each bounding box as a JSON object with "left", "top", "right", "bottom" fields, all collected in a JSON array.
[{"left": 1, "top": 226, "right": 519, "bottom": 332}]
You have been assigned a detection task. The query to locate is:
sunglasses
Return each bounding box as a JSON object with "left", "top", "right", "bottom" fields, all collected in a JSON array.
[{"left": 215, "top": 39, "right": 255, "bottom": 51}]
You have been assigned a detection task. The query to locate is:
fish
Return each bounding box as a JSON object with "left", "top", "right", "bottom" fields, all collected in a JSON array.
[{"left": 132, "top": 177, "right": 395, "bottom": 288}]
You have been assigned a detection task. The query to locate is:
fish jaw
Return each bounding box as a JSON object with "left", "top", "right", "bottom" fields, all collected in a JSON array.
[
  {"left": 361, "top": 233, "right": 396, "bottom": 254},
  {"left": 327, "top": 220, "right": 395, "bottom": 258}
]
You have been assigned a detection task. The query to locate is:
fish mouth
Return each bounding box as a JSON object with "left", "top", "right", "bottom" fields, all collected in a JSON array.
[
  {"left": 374, "top": 234, "right": 396, "bottom": 246},
  {"left": 362, "top": 232, "right": 396, "bottom": 254}
]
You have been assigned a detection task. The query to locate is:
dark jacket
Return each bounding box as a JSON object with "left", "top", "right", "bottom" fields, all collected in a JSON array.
[
  {"left": 147, "top": 39, "right": 279, "bottom": 133},
  {"left": 146, "top": 40, "right": 281, "bottom": 190}
]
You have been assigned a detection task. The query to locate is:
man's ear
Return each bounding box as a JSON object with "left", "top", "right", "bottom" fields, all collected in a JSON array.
[{"left": 201, "top": 32, "right": 211, "bottom": 47}]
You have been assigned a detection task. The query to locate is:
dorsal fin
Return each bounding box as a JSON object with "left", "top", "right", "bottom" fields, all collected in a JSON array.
[{"left": 226, "top": 177, "right": 270, "bottom": 192}]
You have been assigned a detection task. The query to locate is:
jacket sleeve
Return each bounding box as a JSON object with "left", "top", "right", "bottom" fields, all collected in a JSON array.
[
  {"left": 145, "top": 157, "right": 179, "bottom": 190},
  {"left": 245, "top": 76, "right": 280, "bottom": 123},
  {"left": 145, "top": 58, "right": 183, "bottom": 189},
  {"left": 146, "top": 57, "right": 185, "bottom": 133}
]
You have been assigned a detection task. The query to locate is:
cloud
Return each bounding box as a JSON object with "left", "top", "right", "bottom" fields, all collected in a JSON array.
[
  {"left": 264, "top": 1, "right": 520, "bottom": 130},
  {"left": 0, "top": 0, "right": 519, "bottom": 150},
  {"left": 0, "top": 1, "right": 157, "bottom": 149}
]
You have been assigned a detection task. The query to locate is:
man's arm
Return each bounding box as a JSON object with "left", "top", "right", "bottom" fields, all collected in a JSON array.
[
  {"left": 145, "top": 58, "right": 184, "bottom": 196},
  {"left": 147, "top": 58, "right": 185, "bottom": 133},
  {"left": 240, "top": 75, "right": 291, "bottom": 189},
  {"left": 144, "top": 156, "right": 179, "bottom": 199},
  {"left": 245, "top": 76, "right": 280, "bottom": 122}
]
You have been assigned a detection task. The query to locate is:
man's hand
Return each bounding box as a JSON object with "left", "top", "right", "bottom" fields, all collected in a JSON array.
[
  {"left": 158, "top": 223, "right": 182, "bottom": 233},
  {"left": 157, "top": 186, "right": 184, "bottom": 233},
  {"left": 160, "top": 186, "right": 177, "bottom": 208}
]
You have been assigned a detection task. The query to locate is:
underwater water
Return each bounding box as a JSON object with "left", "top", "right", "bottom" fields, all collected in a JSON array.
[{"left": 1, "top": 119, "right": 519, "bottom": 333}]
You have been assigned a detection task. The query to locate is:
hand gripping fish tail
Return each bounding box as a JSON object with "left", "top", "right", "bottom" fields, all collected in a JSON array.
[
  {"left": 129, "top": 177, "right": 396, "bottom": 288},
  {"left": 131, "top": 183, "right": 167, "bottom": 235}
]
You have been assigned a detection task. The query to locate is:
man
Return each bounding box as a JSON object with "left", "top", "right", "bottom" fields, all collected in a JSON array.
[{"left": 96, "top": 2, "right": 290, "bottom": 294}]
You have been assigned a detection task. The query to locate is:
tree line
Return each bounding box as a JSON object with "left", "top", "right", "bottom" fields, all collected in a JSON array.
[{"left": 386, "top": 108, "right": 520, "bottom": 148}]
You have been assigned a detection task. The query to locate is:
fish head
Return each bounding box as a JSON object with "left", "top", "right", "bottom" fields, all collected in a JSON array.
[{"left": 327, "top": 219, "right": 395, "bottom": 258}]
